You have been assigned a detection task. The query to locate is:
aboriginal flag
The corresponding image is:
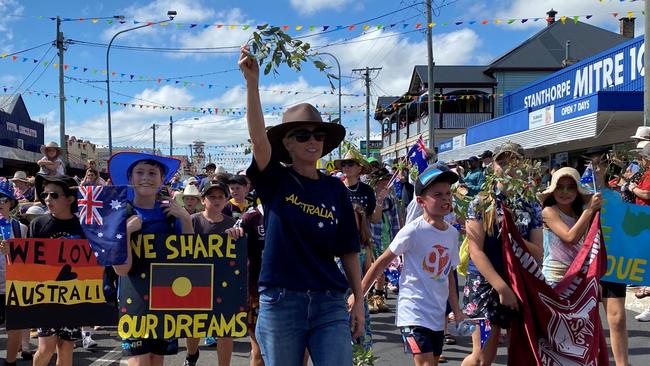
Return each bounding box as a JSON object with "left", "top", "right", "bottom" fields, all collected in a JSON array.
[{"left": 149, "top": 264, "right": 213, "bottom": 310}]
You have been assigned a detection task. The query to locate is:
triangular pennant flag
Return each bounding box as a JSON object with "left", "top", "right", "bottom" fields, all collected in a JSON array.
[
  {"left": 322, "top": 25, "right": 330, "bottom": 31},
  {"left": 507, "top": 19, "right": 515, "bottom": 24},
  {"left": 573, "top": 15, "right": 579, "bottom": 23}
]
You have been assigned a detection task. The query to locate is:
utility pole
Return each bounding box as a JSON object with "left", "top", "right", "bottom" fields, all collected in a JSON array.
[
  {"left": 151, "top": 124, "right": 158, "bottom": 154},
  {"left": 169, "top": 116, "right": 173, "bottom": 156},
  {"left": 643, "top": 0, "right": 650, "bottom": 127},
  {"left": 426, "top": 0, "right": 436, "bottom": 149},
  {"left": 352, "top": 67, "right": 382, "bottom": 156},
  {"left": 55, "top": 17, "right": 67, "bottom": 161}
]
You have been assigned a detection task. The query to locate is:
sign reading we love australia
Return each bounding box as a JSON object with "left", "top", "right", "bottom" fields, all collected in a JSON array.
[
  {"left": 5, "top": 238, "right": 117, "bottom": 330},
  {"left": 117, "top": 233, "right": 248, "bottom": 339}
]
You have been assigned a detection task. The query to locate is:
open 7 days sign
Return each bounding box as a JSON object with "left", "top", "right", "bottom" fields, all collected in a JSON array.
[{"left": 505, "top": 36, "right": 645, "bottom": 113}]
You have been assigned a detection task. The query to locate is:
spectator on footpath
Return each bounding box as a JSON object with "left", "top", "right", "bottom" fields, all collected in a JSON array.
[
  {"left": 0, "top": 181, "right": 33, "bottom": 365},
  {"left": 479, "top": 150, "right": 493, "bottom": 174},
  {"left": 36, "top": 142, "right": 65, "bottom": 176},
  {"left": 463, "top": 156, "right": 485, "bottom": 196},
  {"left": 109, "top": 152, "right": 193, "bottom": 366},
  {"left": 239, "top": 45, "right": 364, "bottom": 366},
  {"left": 85, "top": 160, "right": 106, "bottom": 185},
  {"left": 9, "top": 171, "right": 35, "bottom": 203},
  {"left": 80, "top": 168, "right": 104, "bottom": 186},
  {"left": 355, "top": 166, "right": 464, "bottom": 366}
]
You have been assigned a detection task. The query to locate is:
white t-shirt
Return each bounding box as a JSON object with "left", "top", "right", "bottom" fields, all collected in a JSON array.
[{"left": 389, "top": 216, "right": 459, "bottom": 331}]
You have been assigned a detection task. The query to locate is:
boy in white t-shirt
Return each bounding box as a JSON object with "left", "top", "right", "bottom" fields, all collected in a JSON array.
[{"left": 353, "top": 166, "right": 465, "bottom": 366}]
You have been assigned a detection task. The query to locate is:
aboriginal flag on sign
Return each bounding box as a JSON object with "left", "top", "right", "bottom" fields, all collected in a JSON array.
[{"left": 149, "top": 264, "right": 213, "bottom": 310}]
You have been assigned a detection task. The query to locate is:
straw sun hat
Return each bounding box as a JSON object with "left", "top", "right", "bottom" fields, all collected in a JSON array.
[{"left": 536, "top": 167, "right": 593, "bottom": 203}]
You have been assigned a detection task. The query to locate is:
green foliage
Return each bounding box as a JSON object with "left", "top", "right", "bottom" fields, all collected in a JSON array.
[
  {"left": 470, "top": 159, "right": 544, "bottom": 235},
  {"left": 352, "top": 344, "right": 379, "bottom": 366},
  {"left": 249, "top": 25, "right": 338, "bottom": 89}
]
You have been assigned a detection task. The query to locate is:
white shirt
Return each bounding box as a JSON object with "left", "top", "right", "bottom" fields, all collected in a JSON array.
[{"left": 389, "top": 216, "right": 459, "bottom": 331}]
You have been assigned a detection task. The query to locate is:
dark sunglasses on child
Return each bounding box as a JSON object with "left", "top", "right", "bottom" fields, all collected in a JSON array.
[
  {"left": 39, "top": 192, "right": 61, "bottom": 200},
  {"left": 340, "top": 160, "right": 358, "bottom": 168},
  {"left": 288, "top": 129, "right": 328, "bottom": 143}
]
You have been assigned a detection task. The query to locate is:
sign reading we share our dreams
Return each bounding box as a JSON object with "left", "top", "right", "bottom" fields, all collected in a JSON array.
[
  {"left": 505, "top": 36, "right": 645, "bottom": 113},
  {"left": 118, "top": 233, "right": 248, "bottom": 339}
]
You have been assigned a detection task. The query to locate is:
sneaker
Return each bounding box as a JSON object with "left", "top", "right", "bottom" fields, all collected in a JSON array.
[
  {"left": 635, "top": 308, "right": 650, "bottom": 322},
  {"left": 373, "top": 295, "right": 390, "bottom": 313},
  {"left": 184, "top": 350, "right": 200, "bottom": 366},
  {"left": 204, "top": 336, "right": 217, "bottom": 346},
  {"left": 82, "top": 333, "right": 98, "bottom": 349},
  {"left": 367, "top": 296, "right": 379, "bottom": 314}
]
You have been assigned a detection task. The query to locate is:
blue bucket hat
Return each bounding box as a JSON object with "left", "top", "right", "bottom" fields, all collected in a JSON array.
[
  {"left": 0, "top": 180, "right": 18, "bottom": 209},
  {"left": 415, "top": 165, "right": 459, "bottom": 196},
  {"left": 108, "top": 152, "right": 181, "bottom": 186}
]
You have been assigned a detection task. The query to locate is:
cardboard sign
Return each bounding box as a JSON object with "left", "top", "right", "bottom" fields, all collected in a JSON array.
[
  {"left": 117, "top": 234, "right": 248, "bottom": 339},
  {"left": 5, "top": 238, "right": 118, "bottom": 330},
  {"left": 601, "top": 189, "right": 650, "bottom": 285}
]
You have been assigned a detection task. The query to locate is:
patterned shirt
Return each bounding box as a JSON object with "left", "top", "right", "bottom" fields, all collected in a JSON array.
[
  {"left": 370, "top": 192, "right": 401, "bottom": 254},
  {"left": 467, "top": 192, "right": 543, "bottom": 276}
]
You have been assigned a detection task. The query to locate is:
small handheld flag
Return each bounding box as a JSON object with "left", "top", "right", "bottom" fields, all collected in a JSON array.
[{"left": 78, "top": 185, "right": 128, "bottom": 265}]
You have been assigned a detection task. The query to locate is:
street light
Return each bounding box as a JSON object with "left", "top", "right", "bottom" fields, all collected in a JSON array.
[
  {"left": 169, "top": 116, "right": 199, "bottom": 156},
  {"left": 316, "top": 52, "right": 342, "bottom": 158},
  {"left": 106, "top": 11, "right": 177, "bottom": 156}
]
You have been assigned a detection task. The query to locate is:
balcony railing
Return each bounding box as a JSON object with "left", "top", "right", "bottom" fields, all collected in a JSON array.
[{"left": 441, "top": 112, "right": 492, "bottom": 129}]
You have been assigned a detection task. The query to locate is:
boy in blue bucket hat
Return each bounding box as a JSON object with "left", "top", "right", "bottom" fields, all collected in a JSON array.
[{"left": 108, "top": 152, "right": 194, "bottom": 366}]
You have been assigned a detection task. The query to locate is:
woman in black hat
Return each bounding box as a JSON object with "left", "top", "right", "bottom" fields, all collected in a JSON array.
[{"left": 239, "top": 46, "right": 364, "bottom": 366}]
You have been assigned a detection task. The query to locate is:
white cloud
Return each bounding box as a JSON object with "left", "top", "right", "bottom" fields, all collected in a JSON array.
[
  {"left": 0, "top": 0, "right": 23, "bottom": 46},
  {"left": 490, "top": 0, "right": 644, "bottom": 32},
  {"left": 316, "top": 28, "right": 482, "bottom": 95},
  {"left": 290, "top": 0, "right": 355, "bottom": 15}
]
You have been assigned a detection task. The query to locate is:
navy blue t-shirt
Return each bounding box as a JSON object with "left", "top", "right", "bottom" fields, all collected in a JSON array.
[{"left": 247, "top": 158, "right": 360, "bottom": 291}]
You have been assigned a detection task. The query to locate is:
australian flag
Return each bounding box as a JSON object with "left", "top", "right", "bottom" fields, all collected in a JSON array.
[
  {"left": 77, "top": 185, "right": 128, "bottom": 265},
  {"left": 581, "top": 162, "right": 596, "bottom": 192},
  {"left": 408, "top": 135, "right": 428, "bottom": 174}
]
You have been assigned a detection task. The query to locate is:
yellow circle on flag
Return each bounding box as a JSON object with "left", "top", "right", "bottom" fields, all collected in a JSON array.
[{"left": 172, "top": 277, "right": 192, "bottom": 297}]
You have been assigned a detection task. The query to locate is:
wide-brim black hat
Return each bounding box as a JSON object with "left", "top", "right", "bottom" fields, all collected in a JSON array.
[
  {"left": 266, "top": 103, "right": 346, "bottom": 164},
  {"left": 35, "top": 174, "right": 79, "bottom": 205}
]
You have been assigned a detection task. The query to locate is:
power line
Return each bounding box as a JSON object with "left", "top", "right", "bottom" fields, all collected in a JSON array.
[
  {"left": 2, "top": 41, "right": 53, "bottom": 57},
  {"left": 0, "top": 46, "right": 53, "bottom": 111}
]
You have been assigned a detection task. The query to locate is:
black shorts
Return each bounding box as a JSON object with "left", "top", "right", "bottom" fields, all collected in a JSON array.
[
  {"left": 601, "top": 281, "right": 626, "bottom": 298},
  {"left": 121, "top": 339, "right": 178, "bottom": 357},
  {"left": 400, "top": 326, "right": 444, "bottom": 356},
  {"left": 37, "top": 327, "right": 82, "bottom": 342}
]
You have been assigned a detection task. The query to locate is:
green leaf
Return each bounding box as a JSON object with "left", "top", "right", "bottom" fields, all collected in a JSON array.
[
  {"left": 258, "top": 24, "right": 268, "bottom": 30},
  {"left": 313, "top": 60, "right": 327, "bottom": 71},
  {"left": 264, "top": 62, "right": 273, "bottom": 75}
]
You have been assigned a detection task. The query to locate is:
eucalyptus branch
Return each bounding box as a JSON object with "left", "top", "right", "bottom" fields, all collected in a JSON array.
[{"left": 248, "top": 25, "right": 339, "bottom": 89}]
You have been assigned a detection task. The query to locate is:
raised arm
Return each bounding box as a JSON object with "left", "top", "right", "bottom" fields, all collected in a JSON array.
[{"left": 239, "top": 45, "right": 272, "bottom": 171}]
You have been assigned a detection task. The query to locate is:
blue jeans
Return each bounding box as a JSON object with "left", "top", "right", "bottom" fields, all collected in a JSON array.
[{"left": 255, "top": 287, "right": 353, "bottom": 366}]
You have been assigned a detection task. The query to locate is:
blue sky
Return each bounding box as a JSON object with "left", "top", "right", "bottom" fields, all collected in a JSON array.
[{"left": 0, "top": 0, "right": 644, "bottom": 169}]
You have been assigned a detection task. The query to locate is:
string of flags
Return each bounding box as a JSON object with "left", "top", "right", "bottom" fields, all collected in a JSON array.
[
  {"left": 376, "top": 93, "right": 506, "bottom": 114},
  {"left": 0, "top": 55, "right": 363, "bottom": 97},
  {"left": 6, "top": 85, "right": 367, "bottom": 116},
  {"left": 25, "top": 9, "right": 644, "bottom": 32}
]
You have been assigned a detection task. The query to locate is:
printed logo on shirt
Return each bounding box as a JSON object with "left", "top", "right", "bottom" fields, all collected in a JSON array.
[
  {"left": 284, "top": 194, "right": 335, "bottom": 220},
  {"left": 421, "top": 244, "right": 451, "bottom": 281}
]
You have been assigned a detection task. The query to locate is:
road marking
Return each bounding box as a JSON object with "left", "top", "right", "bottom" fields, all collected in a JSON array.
[{"left": 89, "top": 347, "right": 125, "bottom": 366}]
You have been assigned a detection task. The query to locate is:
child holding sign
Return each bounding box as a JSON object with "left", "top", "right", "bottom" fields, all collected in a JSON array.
[
  {"left": 184, "top": 180, "right": 236, "bottom": 366},
  {"left": 109, "top": 153, "right": 193, "bottom": 366},
  {"left": 30, "top": 175, "right": 83, "bottom": 366}
]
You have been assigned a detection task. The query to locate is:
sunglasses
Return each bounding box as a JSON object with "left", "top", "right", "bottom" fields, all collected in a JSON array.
[
  {"left": 288, "top": 129, "right": 328, "bottom": 143},
  {"left": 39, "top": 192, "right": 62, "bottom": 200},
  {"left": 340, "top": 161, "right": 358, "bottom": 168}
]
